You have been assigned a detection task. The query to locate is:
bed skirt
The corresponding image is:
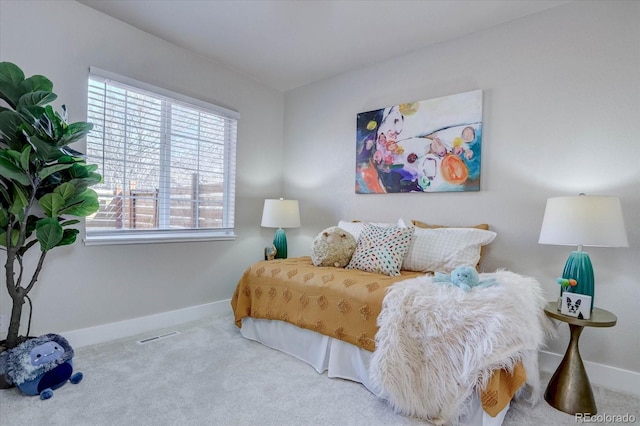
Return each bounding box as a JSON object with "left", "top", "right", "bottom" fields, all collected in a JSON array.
[{"left": 239, "top": 317, "right": 509, "bottom": 426}]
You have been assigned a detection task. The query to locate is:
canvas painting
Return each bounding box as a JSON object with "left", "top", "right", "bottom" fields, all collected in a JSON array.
[{"left": 356, "top": 90, "right": 483, "bottom": 193}]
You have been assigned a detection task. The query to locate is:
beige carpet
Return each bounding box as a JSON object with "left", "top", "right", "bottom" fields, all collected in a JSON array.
[{"left": 1, "top": 312, "right": 638, "bottom": 426}]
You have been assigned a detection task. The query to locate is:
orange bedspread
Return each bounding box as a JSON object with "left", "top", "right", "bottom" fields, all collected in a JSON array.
[
  {"left": 231, "top": 256, "right": 424, "bottom": 352},
  {"left": 231, "top": 256, "right": 525, "bottom": 416}
]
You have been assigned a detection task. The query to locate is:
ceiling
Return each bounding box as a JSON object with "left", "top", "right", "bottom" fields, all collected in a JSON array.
[{"left": 78, "top": 0, "right": 569, "bottom": 92}]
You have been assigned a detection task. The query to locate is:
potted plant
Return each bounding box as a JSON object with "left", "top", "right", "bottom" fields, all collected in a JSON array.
[{"left": 0, "top": 62, "right": 101, "bottom": 352}]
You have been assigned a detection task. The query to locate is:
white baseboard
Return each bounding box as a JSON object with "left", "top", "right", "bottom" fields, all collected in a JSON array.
[
  {"left": 539, "top": 350, "right": 640, "bottom": 397},
  {"left": 61, "top": 299, "right": 232, "bottom": 349}
]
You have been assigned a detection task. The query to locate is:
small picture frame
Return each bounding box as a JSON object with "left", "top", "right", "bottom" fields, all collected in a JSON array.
[{"left": 560, "top": 292, "right": 591, "bottom": 320}]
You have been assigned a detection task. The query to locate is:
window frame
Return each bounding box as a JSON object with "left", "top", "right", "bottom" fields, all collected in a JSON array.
[{"left": 84, "top": 67, "right": 239, "bottom": 246}]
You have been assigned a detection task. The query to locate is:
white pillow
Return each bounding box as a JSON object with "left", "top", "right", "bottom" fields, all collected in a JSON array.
[
  {"left": 400, "top": 226, "right": 496, "bottom": 273},
  {"left": 337, "top": 220, "right": 396, "bottom": 241},
  {"left": 345, "top": 223, "right": 414, "bottom": 276}
]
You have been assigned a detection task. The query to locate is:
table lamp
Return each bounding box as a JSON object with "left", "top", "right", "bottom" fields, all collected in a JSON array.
[
  {"left": 538, "top": 194, "right": 628, "bottom": 311},
  {"left": 261, "top": 198, "right": 301, "bottom": 259}
]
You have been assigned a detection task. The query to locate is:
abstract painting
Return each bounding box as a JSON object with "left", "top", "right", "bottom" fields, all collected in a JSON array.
[{"left": 356, "top": 90, "right": 483, "bottom": 193}]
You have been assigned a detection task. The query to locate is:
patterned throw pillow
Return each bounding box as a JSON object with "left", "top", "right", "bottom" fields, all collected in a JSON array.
[
  {"left": 337, "top": 220, "right": 397, "bottom": 241},
  {"left": 346, "top": 223, "right": 414, "bottom": 276}
]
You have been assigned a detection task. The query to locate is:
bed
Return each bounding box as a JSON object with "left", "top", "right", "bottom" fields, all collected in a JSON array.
[{"left": 231, "top": 221, "right": 551, "bottom": 425}]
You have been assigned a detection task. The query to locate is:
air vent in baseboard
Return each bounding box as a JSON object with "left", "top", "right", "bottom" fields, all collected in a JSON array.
[{"left": 137, "top": 330, "right": 181, "bottom": 345}]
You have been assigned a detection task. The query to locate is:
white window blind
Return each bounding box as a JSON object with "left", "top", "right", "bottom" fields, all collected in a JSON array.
[{"left": 85, "top": 67, "right": 238, "bottom": 245}]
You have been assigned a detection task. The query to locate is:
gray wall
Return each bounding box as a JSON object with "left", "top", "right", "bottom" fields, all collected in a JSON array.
[
  {"left": 283, "top": 1, "right": 640, "bottom": 373},
  {"left": 0, "top": 1, "right": 285, "bottom": 334}
]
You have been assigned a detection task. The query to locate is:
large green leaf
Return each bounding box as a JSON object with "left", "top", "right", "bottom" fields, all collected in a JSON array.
[
  {"left": 0, "top": 208, "right": 7, "bottom": 228},
  {"left": 39, "top": 192, "right": 65, "bottom": 217},
  {"left": 27, "top": 135, "right": 58, "bottom": 161},
  {"left": 0, "top": 110, "right": 26, "bottom": 150},
  {"left": 18, "top": 104, "right": 46, "bottom": 126},
  {"left": 0, "top": 229, "right": 20, "bottom": 248},
  {"left": 36, "top": 217, "right": 63, "bottom": 251},
  {"left": 18, "top": 74, "right": 53, "bottom": 94},
  {"left": 38, "top": 163, "right": 74, "bottom": 180},
  {"left": 12, "top": 183, "right": 29, "bottom": 211},
  {"left": 57, "top": 228, "right": 79, "bottom": 247},
  {"left": 0, "top": 62, "right": 25, "bottom": 108},
  {"left": 0, "top": 155, "right": 30, "bottom": 185},
  {"left": 0, "top": 62, "right": 25, "bottom": 84},
  {"left": 54, "top": 182, "right": 75, "bottom": 200},
  {"left": 16, "top": 91, "right": 57, "bottom": 110},
  {"left": 19, "top": 145, "right": 31, "bottom": 171},
  {"left": 8, "top": 194, "right": 26, "bottom": 218},
  {"left": 3, "top": 149, "right": 22, "bottom": 165},
  {"left": 60, "top": 146, "right": 85, "bottom": 158},
  {"left": 33, "top": 105, "right": 58, "bottom": 140},
  {"left": 56, "top": 122, "right": 93, "bottom": 147},
  {"left": 67, "top": 174, "right": 102, "bottom": 193},
  {"left": 62, "top": 188, "right": 99, "bottom": 217},
  {"left": 44, "top": 105, "right": 63, "bottom": 139},
  {"left": 0, "top": 182, "right": 10, "bottom": 205},
  {"left": 24, "top": 214, "right": 39, "bottom": 237},
  {"left": 57, "top": 155, "right": 83, "bottom": 164}
]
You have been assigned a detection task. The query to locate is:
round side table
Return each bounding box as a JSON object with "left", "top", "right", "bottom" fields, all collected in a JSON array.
[{"left": 543, "top": 302, "right": 617, "bottom": 415}]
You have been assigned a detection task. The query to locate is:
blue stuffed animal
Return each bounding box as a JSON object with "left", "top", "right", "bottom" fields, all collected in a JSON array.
[
  {"left": 0, "top": 333, "right": 83, "bottom": 400},
  {"left": 433, "top": 265, "right": 497, "bottom": 292}
]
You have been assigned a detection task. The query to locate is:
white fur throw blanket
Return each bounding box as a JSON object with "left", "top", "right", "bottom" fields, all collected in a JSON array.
[{"left": 369, "top": 270, "right": 555, "bottom": 425}]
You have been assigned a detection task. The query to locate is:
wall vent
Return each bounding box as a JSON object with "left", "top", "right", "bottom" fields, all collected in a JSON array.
[{"left": 136, "top": 330, "right": 181, "bottom": 345}]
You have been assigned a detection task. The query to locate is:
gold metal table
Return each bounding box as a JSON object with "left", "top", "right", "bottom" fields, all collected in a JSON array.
[{"left": 543, "top": 302, "right": 617, "bottom": 415}]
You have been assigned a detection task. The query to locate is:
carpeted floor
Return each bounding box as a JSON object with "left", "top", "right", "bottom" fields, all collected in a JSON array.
[{"left": 1, "top": 312, "right": 638, "bottom": 426}]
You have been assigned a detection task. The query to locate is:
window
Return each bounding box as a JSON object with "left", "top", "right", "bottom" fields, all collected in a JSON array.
[{"left": 85, "top": 67, "right": 238, "bottom": 245}]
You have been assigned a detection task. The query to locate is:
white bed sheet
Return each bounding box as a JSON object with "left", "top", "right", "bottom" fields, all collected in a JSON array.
[{"left": 240, "top": 317, "right": 509, "bottom": 426}]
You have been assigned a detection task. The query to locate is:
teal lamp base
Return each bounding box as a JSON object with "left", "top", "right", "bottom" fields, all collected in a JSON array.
[
  {"left": 562, "top": 251, "right": 594, "bottom": 311},
  {"left": 273, "top": 228, "right": 288, "bottom": 259}
]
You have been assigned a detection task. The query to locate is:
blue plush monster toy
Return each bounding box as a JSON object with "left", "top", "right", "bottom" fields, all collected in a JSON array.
[
  {"left": 0, "top": 333, "right": 83, "bottom": 400},
  {"left": 433, "top": 265, "right": 497, "bottom": 292}
]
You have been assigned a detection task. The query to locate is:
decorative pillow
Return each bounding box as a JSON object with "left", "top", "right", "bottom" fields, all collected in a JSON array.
[
  {"left": 409, "top": 219, "right": 491, "bottom": 269},
  {"left": 337, "top": 220, "right": 397, "bottom": 241},
  {"left": 345, "top": 223, "right": 414, "bottom": 276},
  {"left": 399, "top": 225, "right": 496, "bottom": 273}
]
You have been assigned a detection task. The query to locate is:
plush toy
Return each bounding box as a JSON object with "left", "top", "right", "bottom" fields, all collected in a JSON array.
[
  {"left": 311, "top": 226, "right": 356, "bottom": 267},
  {"left": 0, "top": 333, "right": 83, "bottom": 400},
  {"left": 433, "top": 264, "right": 497, "bottom": 292}
]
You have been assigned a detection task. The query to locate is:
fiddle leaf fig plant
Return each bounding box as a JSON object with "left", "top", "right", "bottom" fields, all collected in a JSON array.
[{"left": 0, "top": 62, "right": 101, "bottom": 350}]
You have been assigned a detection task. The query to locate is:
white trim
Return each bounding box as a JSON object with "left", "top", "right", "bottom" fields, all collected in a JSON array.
[
  {"left": 61, "top": 299, "right": 232, "bottom": 349},
  {"left": 84, "top": 230, "right": 237, "bottom": 246},
  {"left": 539, "top": 350, "right": 640, "bottom": 397},
  {"left": 88, "top": 66, "right": 240, "bottom": 120}
]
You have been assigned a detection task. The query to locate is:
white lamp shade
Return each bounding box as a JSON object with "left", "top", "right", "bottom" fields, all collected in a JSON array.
[
  {"left": 261, "top": 199, "right": 301, "bottom": 229},
  {"left": 538, "top": 195, "right": 628, "bottom": 247}
]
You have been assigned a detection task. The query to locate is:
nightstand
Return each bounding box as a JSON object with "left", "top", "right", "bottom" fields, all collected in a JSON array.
[{"left": 543, "top": 302, "right": 617, "bottom": 415}]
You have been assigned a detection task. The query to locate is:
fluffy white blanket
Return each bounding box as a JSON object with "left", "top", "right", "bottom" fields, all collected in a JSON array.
[{"left": 369, "top": 270, "right": 555, "bottom": 425}]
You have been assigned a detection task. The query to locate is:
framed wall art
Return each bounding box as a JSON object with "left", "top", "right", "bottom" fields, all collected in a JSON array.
[{"left": 356, "top": 90, "right": 483, "bottom": 194}]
